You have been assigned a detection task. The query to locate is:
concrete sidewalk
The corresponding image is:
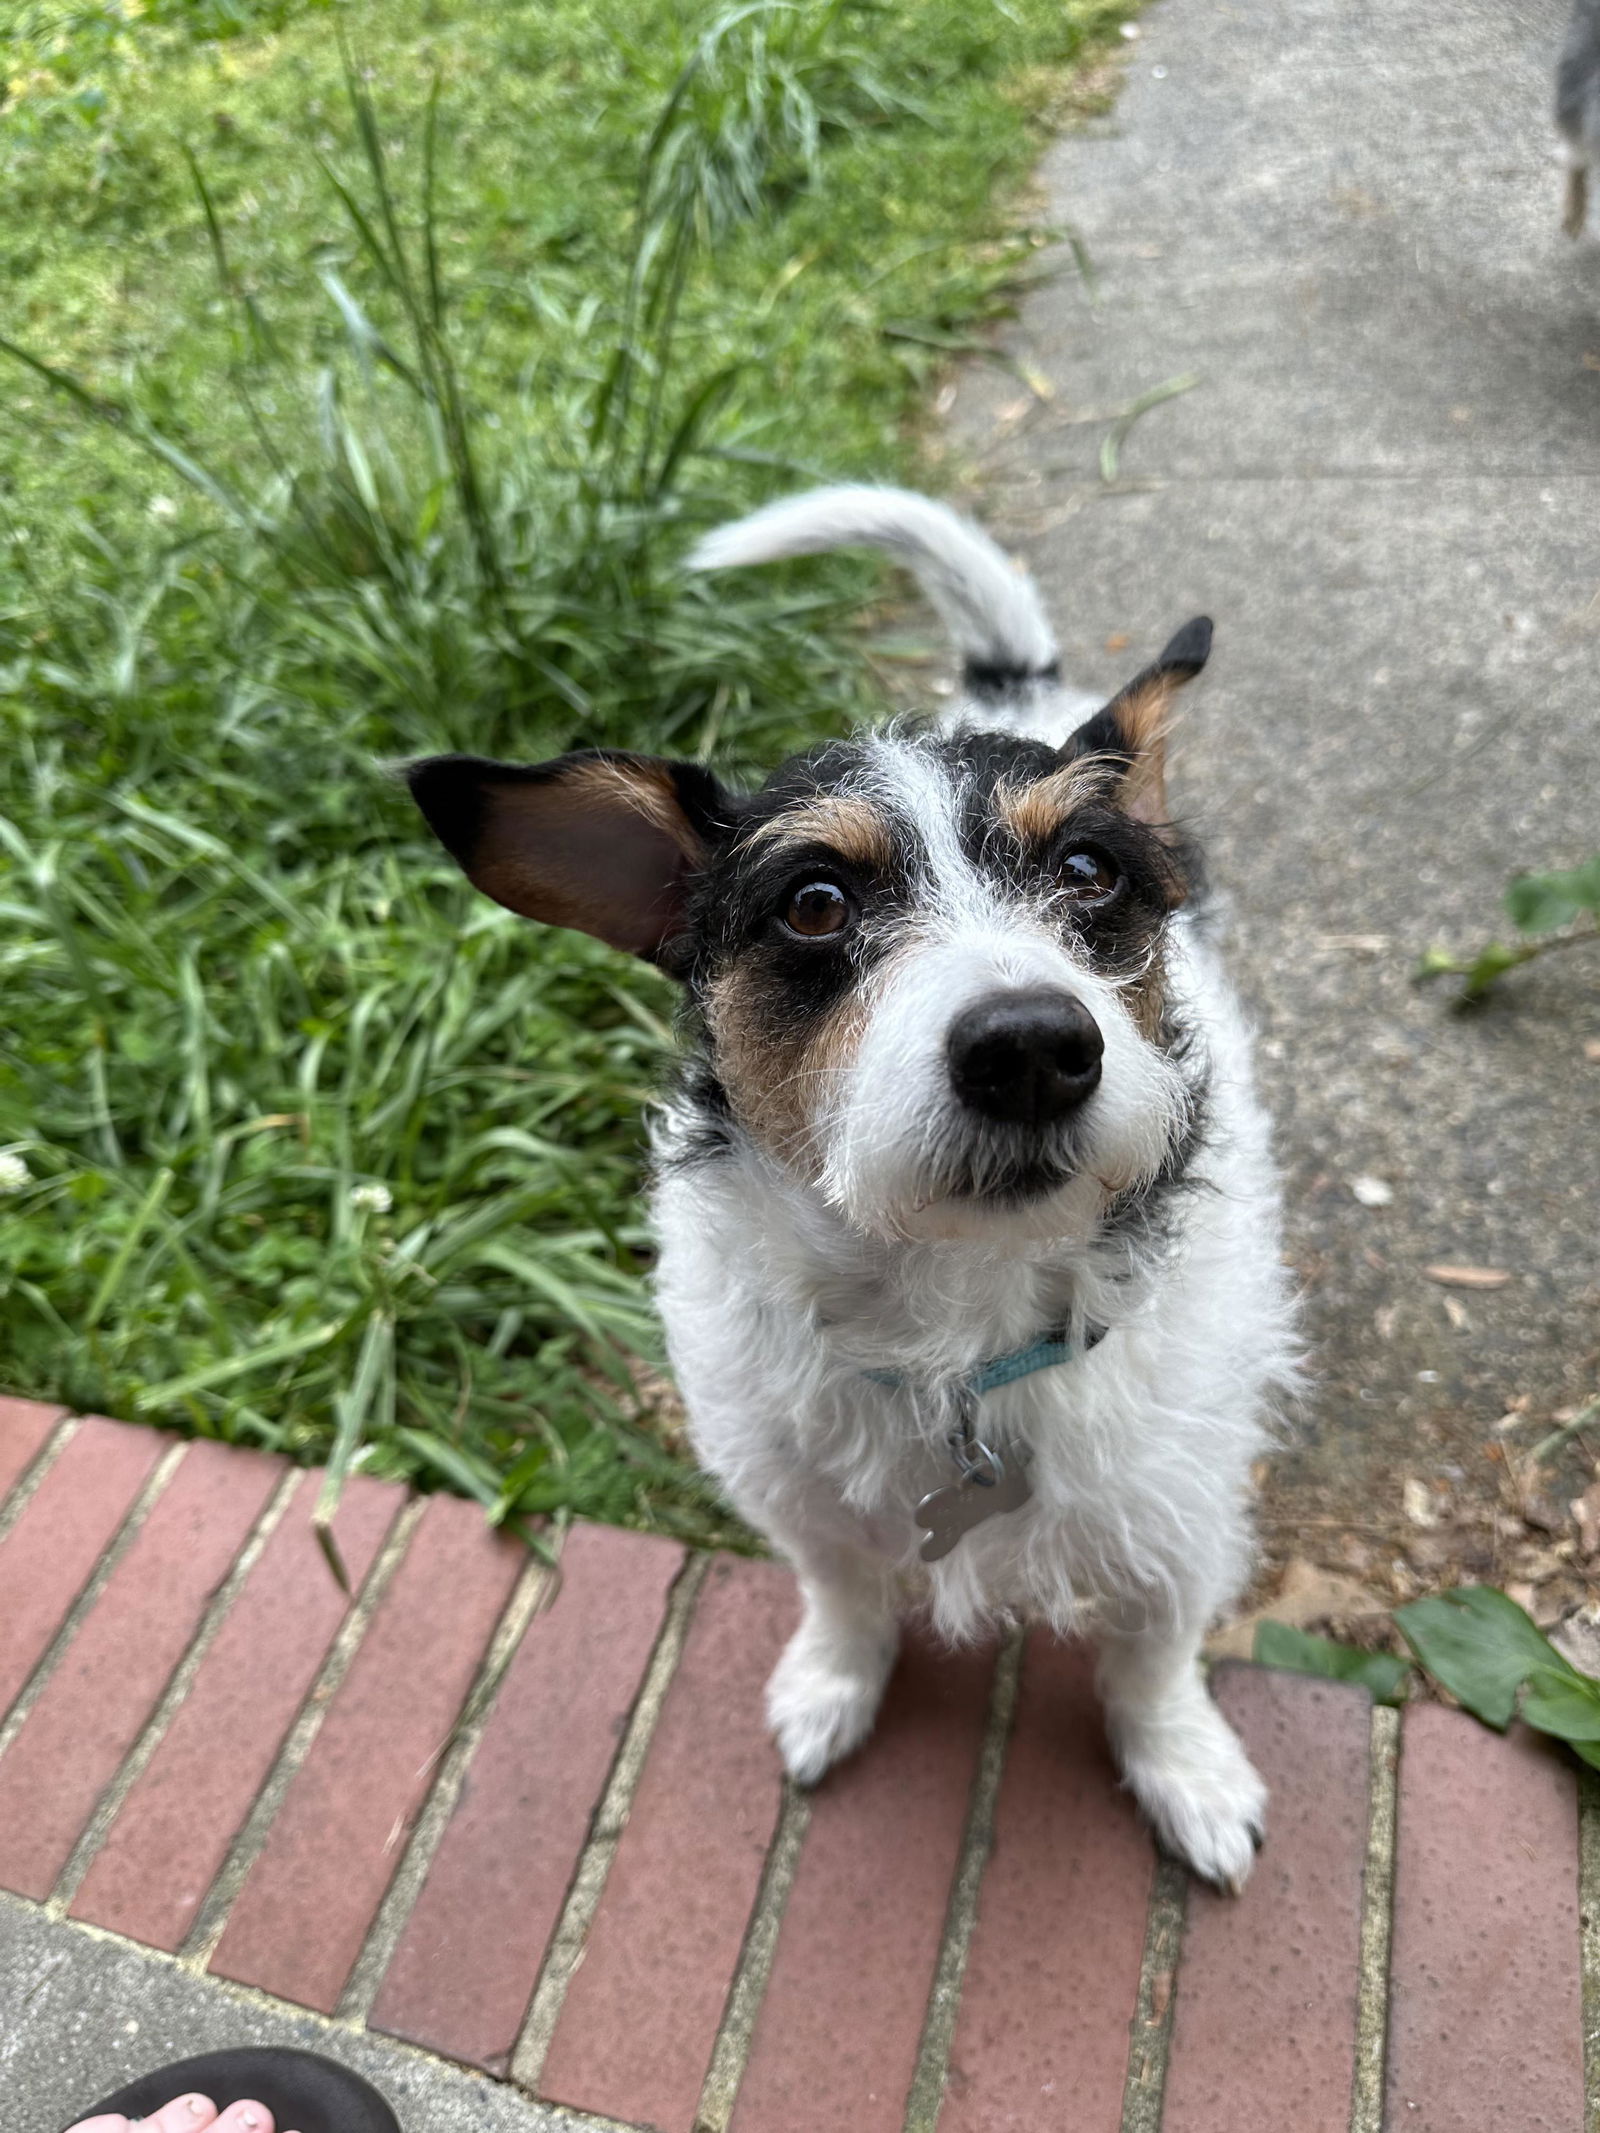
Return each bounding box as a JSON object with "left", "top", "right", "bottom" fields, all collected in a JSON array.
[
  {"left": 947, "top": 0, "right": 1600, "bottom": 1560},
  {"left": 0, "top": 1400, "right": 1590, "bottom": 2132},
  {"left": 7, "top": 6, "right": 1600, "bottom": 2123}
]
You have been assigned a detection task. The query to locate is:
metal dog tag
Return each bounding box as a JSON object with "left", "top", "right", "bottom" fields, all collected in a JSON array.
[{"left": 915, "top": 1439, "right": 1033, "bottom": 1563}]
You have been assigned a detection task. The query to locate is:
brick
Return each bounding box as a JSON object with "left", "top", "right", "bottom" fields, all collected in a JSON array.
[
  {"left": 73, "top": 1469, "right": 403, "bottom": 1950},
  {"left": 730, "top": 1625, "right": 996, "bottom": 2133},
  {"left": 1161, "top": 1665, "right": 1371, "bottom": 2133},
  {"left": 538, "top": 1555, "right": 794, "bottom": 2130},
  {"left": 941, "top": 1636, "right": 1153, "bottom": 2133},
  {"left": 0, "top": 1437, "right": 282, "bottom": 1901},
  {"left": 0, "top": 1397, "right": 64, "bottom": 1504},
  {"left": 0, "top": 1417, "right": 164, "bottom": 1722},
  {"left": 210, "top": 1492, "right": 524, "bottom": 2013},
  {"left": 1387, "top": 1703, "right": 1582, "bottom": 2132},
  {"left": 372, "top": 1521, "right": 684, "bottom": 2073}
]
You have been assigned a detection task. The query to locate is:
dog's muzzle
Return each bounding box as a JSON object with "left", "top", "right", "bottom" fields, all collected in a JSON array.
[{"left": 946, "top": 987, "right": 1104, "bottom": 1128}]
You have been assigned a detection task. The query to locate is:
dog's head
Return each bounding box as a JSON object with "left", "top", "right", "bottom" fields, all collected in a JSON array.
[{"left": 408, "top": 619, "right": 1210, "bottom": 1245}]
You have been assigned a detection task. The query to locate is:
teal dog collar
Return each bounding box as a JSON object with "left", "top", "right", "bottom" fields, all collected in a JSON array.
[{"left": 866, "top": 1324, "right": 1107, "bottom": 1562}]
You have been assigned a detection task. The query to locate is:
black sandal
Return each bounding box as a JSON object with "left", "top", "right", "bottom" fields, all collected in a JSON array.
[{"left": 63, "top": 2048, "right": 400, "bottom": 2133}]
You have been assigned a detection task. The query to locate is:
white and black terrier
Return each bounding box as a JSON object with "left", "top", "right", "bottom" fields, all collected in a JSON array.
[{"left": 408, "top": 488, "right": 1295, "bottom": 1889}]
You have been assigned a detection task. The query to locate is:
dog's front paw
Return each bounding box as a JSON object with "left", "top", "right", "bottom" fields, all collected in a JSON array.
[
  {"left": 1118, "top": 1707, "right": 1267, "bottom": 1894},
  {"left": 766, "top": 1622, "right": 897, "bottom": 1787}
]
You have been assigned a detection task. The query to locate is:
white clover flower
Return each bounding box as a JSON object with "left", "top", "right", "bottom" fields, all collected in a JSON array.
[
  {"left": 147, "top": 495, "right": 179, "bottom": 522},
  {"left": 348, "top": 1181, "right": 393, "bottom": 1215},
  {"left": 0, "top": 1152, "right": 31, "bottom": 1194}
]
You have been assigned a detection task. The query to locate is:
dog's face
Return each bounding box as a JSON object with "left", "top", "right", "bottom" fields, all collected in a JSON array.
[{"left": 409, "top": 621, "right": 1210, "bottom": 1245}]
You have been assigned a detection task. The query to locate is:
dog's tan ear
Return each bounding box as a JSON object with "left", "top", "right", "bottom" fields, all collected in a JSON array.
[
  {"left": 1064, "top": 616, "right": 1212, "bottom": 827},
  {"left": 406, "top": 749, "right": 738, "bottom": 961}
]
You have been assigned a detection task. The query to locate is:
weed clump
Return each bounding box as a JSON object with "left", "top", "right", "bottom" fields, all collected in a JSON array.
[{"left": 0, "top": 0, "right": 1120, "bottom": 1534}]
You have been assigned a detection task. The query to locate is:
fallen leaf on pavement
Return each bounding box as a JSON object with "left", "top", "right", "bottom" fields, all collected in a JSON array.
[
  {"left": 1517, "top": 1484, "right": 1569, "bottom": 1536},
  {"left": 1550, "top": 1607, "right": 1600, "bottom": 1674},
  {"left": 1425, "top": 1264, "right": 1513, "bottom": 1289},
  {"left": 1206, "top": 1556, "right": 1383, "bottom": 1661},
  {"left": 1572, "top": 1482, "right": 1600, "bottom": 1559},
  {"left": 1532, "top": 1586, "right": 1567, "bottom": 1628},
  {"left": 1404, "top": 1477, "right": 1441, "bottom": 1527}
]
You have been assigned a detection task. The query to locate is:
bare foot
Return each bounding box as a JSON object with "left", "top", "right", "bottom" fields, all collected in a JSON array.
[{"left": 67, "top": 2096, "right": 286, "bottom": 2133}]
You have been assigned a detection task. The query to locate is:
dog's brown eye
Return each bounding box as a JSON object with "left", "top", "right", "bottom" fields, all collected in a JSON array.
[
  {"left": 783, "top": 881, "right": 852, "bottom": 939},
  {"left": 1060, "top": 850, "right": 1121, "bottom": 902}
]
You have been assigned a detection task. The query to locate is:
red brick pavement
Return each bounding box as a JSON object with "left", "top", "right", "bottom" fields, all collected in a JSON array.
[
  {"left": 373, "top": 1520, "right": 685, "bottom": 2075},
  {"left": 1386, "top": 1703, "right": 1583, "bottom": 2131},
  {"left": 941, "top": 1637, "right": 1153, "bottom": 2133},
  {"left": 537, "top": 1554, "right": 793, "bottom": 2130},
  {"left": 0, "top": 1398, "right": 1588, "bottom": 2131}
]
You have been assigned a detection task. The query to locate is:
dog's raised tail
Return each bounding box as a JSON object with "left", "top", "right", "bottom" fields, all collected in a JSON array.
[{"left": 688, "top": 484, "right": 1059, "bottom": 697}]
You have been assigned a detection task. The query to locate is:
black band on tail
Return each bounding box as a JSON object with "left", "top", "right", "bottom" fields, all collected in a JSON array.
[{"left": 963, "top": 656, "right": 1061, "bottom": 696}]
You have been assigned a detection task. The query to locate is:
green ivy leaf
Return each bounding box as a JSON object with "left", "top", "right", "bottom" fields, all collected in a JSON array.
[
  {"left": 1505, "top": 857, "right": 1600, "bottom": 936},
  {"left": 1520, "top": 1665, "right": 1600, "bottom": 1743},
  {"left": 1254, "top": 1621, "right": 1412, "bottom": 1706},
  {"left": 1395, "top": 1586, "right": 1579, "bottom": 1728}
]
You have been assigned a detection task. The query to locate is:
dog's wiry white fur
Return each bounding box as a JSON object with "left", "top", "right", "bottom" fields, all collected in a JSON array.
[{"left": 659, "top": 487, "right": 1297, "bottom": 1891}]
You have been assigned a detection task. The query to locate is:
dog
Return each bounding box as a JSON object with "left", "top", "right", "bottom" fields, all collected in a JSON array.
[
  {"left": 1558, "top": 0, "right": 1600, "bottom": 235},
  {"left": 407, "top": 486, "right": 1296, "bottom": 1890}
]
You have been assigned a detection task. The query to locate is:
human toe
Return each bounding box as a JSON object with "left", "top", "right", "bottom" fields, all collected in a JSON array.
[
  {"left": 210, "top": 2107, "right": 275, "bottom": 2133},
  {"left": 131, "top": 2100, "right": 221, "bottom": 2133}
]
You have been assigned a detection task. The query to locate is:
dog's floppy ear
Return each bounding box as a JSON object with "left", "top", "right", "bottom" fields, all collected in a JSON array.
[
  {"left": 406, "top": 748, "right": 738, "bottom": 961},
  {"left": 1063, "top": 616, "right": 1212, "bottom": 827}
]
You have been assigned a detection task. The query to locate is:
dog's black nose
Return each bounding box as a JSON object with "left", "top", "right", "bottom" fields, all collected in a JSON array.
[{"left": 947, "top": 989, "right": 1104, "bottom": 1126}]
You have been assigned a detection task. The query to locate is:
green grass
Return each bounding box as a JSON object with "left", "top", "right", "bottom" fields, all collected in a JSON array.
[{"left": 0, "top": 0, "right": 1128, "bottom": 1542}]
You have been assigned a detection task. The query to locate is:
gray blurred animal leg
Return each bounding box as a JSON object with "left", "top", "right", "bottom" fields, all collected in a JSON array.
[{"left": 1564, "top": 160, "right": 1589, "bottom": 237}]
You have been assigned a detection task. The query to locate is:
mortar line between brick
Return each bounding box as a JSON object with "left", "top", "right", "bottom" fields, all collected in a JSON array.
[
  {"left": 1579, "top": 1765, "right": 1600, "bottom": 2133},
  {"left": 1118, "top": 1854, "right": 1187, "bottom": 2133},
  {"left": 0, "top": 1410, "right": 76, "bottom": 1543},
  {"left": 1349, "top": 1700, "right": 1400, "bottom": 2133},
  {"left": 510, "top": 1549, "right": 711, "bottom": 2094},
  {"left": 48, "top": 1465, "right": 305, "bottom": 1917},
  {"left": 902, "top": 1627, "right": 1023, "bottom": 2133},
  {"left": 179, "top": 1494, "right": 429, "bottom": 1971},
  {"left": 0, "top": 1887, "right": 656, "bottom": 2133},
  {"left": 338, "top": 1541, "right": 556, "bottom": 2024},
  {"left": 0, "top": 1439, "right": 187, "bottom": 1760},
  {"left": 693, "top": 1780, "right": 813, "bottom": 2133}
]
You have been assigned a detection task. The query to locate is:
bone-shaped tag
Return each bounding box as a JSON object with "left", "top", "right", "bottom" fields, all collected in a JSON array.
[{"left": 915, "top": 1459, "right": 1033, "bottom": 1563}]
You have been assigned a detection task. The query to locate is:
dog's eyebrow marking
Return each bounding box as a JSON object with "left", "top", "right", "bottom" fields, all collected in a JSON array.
[
  {"left": 995, "top": 757, "right": 1120, "bottom": 846},
  {"left": 741, "top": 794, "right": 896, "bottom": 870}
]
